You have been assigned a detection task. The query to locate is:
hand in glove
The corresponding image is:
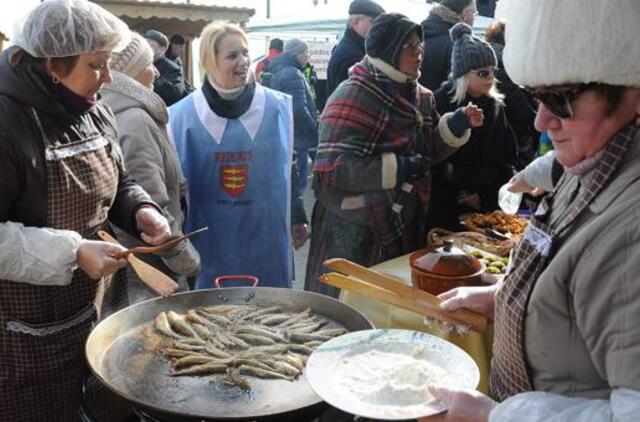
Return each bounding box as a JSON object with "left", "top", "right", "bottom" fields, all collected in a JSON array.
[{"left": 398, "top": 154, "right": 429, "bottom": 182}]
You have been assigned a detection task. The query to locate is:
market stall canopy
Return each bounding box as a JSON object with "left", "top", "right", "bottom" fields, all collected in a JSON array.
[{"left": 93, "top": 0, "right": 255, "bottom": 37}]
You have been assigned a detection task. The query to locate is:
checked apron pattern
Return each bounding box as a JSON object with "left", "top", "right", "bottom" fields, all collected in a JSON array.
[{"left": 0, "top": 108, "right": 128, "bottom": 421}]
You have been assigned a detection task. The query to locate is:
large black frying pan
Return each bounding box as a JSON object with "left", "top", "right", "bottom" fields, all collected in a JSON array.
[{"left": 85, "top": 287, "right": 373, "bottom": 421}]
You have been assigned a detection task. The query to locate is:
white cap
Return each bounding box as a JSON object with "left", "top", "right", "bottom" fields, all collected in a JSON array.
[{"left": 496, "top": 0, "right": 640, "bottom": 87}]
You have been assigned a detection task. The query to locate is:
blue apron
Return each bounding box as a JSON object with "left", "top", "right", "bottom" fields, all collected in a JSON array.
[{"left": 169, "top": 86, "right": 294, "bottom": 289}]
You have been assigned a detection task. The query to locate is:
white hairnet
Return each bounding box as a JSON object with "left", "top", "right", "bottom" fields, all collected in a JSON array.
[{"left": 13, "top": 0, "right": 129, "bottom": 58}]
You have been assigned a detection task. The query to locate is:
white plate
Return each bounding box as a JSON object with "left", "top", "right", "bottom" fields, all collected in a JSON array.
[{"left": 306, "top": 329, "right": 480, "bottom": 420}]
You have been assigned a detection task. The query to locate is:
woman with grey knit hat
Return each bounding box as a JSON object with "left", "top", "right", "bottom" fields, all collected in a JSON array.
[
  {"left": 305, "top": 13, "right": 484, "bottom": 298},
  {"left": 101, "top": 31, "right": 201, "bottom": 302},
  {"left": 427, "top": 22, "right": 517, "bottom": 232}
]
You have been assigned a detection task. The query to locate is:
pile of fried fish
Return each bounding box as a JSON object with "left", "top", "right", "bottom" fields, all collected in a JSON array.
[{"left": 154, "top": 305, "right": 347, "bottom": 390}]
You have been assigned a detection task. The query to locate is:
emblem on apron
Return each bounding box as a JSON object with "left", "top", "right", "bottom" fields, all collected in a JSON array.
[{"left": 220, "top": 165, "right": 248, "bottom": 197}]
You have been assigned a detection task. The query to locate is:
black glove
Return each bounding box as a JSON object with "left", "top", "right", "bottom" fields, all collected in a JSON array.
[{"left": 398, "top": 154, "right": 429, "bottom": 182}]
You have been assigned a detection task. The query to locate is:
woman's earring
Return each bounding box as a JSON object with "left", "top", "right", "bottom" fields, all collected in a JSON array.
[{"left": 52, "top": 75, "right": 60, "bottom": 84}]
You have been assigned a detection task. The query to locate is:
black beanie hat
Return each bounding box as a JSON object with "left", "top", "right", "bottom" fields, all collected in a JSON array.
[
  {"left": 365, "top": 13, "right": 423, "bottom": 67},
  {"left": 269, "top": 38, "right": 284, "bottom": 51},
  {"left": 349, "top": 0, "right": 385, "bottom": 18},
  {"left": 440, "top": 0, "right": 474, "bottom": 14},
  {"left": 170, "top": 34, "right": 185, "bottom": 45},
  {"left": 450, "top": 22, "right": 497, "bottom": 79}
]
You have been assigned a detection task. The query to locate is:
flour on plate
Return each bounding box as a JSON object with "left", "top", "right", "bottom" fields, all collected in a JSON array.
[{"left": 337, "top": 347, "right": 446, "bottom": 407}]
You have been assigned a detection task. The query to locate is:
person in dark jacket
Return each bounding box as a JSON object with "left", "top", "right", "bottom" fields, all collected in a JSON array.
[
  {"left": 0, "top": 1, "right": 171, "bottom": 420},
  {"left": 269, "top": 38, "right": 319, "bottom": 194},
  {"left": 419, "top": 0, "right": 477, "bottom": 91},
  {"left": 485, "top": 19, "right": 540, "bottom": 169},
  {"left": 428, "top": 23, "right": 517, "bottom": 232},
  {"left": 144, "top": 29, "right": 193, "bottom": 106},
  {"left": 326, "top": 0, "right": 385, "bottom": 98}
]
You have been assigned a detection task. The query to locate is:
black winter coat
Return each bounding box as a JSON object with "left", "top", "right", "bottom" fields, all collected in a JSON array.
[
  {"left": 419, "top": 13, "right": 455, "bottom": 91},
  {"left": 154, "top": 56, "right": 193, "bottom": 107},
  {"left": 268, "top": 53, "right": 318, "bottom": 150},
  {"left": 0, "top": 47, "right": 154, "bottom": 235},
  {"left": 428, "top": 81, "right": 517, "bottom": 231},
  {"left": 491, "top": 43, "right": 540, "bottom": 169},
  {"left": 326, "top": 28, "right": 365, "bottom": 98}
]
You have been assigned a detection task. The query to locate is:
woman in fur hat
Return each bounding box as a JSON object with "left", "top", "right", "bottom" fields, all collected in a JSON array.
[
  {"left": 423, "top": 1, "right": 640, "bottom": 420},
  {"left": 427, "top": 22, "right": 518, "bottom": 233},
  {"left": 305, "top": 13, "right": 484, "bottom": 298}
]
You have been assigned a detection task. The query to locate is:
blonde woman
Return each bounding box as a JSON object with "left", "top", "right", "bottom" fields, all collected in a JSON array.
[
  {"left": 428, "top": 22, "right": 517, "bottom": 231},
  {"left": 168, "top": 22, "right": 306, "bottom": 289}
]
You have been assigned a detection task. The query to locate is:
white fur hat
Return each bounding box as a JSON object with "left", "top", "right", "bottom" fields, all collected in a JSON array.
[{"left": 496, "top": 0, "right": 640, "bottom": 87}]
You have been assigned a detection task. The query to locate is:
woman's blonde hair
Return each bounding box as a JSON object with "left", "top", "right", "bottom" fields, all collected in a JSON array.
[
  {"left": 199, "top": 21, "right": 248, "bottom": 78},
  {"left": 451, "top": 74, "right": 504, "bottom": 106}
]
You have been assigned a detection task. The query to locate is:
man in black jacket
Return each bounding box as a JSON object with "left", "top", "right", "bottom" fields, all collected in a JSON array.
[
  {"left": 325, "top": 0, "right": 384, "bottom": 98},
  {"left": 143, "top": 29, "right": 193, "bottom": 106},
  {"left": 419, "top": 0, "right": 477, "bottom": 91}
]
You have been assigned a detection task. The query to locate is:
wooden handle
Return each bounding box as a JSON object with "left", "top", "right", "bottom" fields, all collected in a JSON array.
[
  {"left": 97, "top": 230, "right": 179, "bottom": 297},
  {"left": 324, "top": 258, "right": 487, "bottom": 333}
]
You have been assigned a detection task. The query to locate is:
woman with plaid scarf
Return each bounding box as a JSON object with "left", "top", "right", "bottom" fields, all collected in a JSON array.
[{"left": 304, "top": 13, "right": 484, "bottom": 298}]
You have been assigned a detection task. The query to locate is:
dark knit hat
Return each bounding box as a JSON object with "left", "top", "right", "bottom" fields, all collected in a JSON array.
[
  {"left": 440, "top": 0, "right": 474, "bottom": 14},
  {"left": 269, "top": 38, "right": 284, "bottom": 51},
  {"left": 349, "top": 0, "right": 385, "bottom": 18},
  {"left": 143, "top": 29, "right": 168, "bottom": 48},
  {"left": 365, "top": 13, "right": 422, "bottom": 67},
  {"left": 170, "top": 34, "right": 185, "bottom": 45},
  {"left": 450, "top": 22, "right": 497, "bottom": 79}
]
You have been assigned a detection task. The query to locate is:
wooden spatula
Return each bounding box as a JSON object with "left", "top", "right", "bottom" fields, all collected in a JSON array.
[
  {"left": 322, "top": 258, "right": 488, "bottom": 333},
  {"left": 97, "top": 230, "right": 179, "bottom": 297}
]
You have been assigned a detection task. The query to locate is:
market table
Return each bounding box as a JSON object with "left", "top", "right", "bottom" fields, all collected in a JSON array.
[{"left": 339, "top": 253, "right": 494, "bottom": 393}]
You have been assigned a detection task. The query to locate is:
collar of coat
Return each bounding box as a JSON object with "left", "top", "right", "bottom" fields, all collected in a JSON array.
[
  {"left": 105, "top": 72, "right": 168, "bottom": 124},
  {"left": 191, "top": 84, "right": 266, "bottom": 144},
  {"left": 367, "top": 56, "right": 419, "bottom": 84}
]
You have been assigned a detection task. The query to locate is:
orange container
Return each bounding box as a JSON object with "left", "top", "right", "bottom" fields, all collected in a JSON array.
[{"left": 409, "top": 239, "right": 485, "bottom": 295}]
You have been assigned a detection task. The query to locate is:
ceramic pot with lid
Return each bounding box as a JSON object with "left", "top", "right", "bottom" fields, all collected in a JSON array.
[{"left": 409, "top": 239, "right": 485, "bottom": 295}]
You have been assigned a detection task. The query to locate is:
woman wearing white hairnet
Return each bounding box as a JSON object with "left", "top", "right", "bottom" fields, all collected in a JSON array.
[
  {"left": 418, "top": 1, "right": 640, "bottom": 421},
  {"left": 0, "top": 1, "right": 171, "bottom": 419}
]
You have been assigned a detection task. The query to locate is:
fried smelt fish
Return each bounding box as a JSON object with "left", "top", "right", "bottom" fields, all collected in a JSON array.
[
  {"left": 205, "top": 341, "right": 233, "bottom": 359},
  {"left": 167, "top": 311, "right": 200, "bottom": 338},
  {"left": 235, "top": 326, "right": 286, "bottom": 342},
  {"left": 282, "top": 354, "right": 304, "bottom": 371},
  {"left": 316, "top": 328, "right": 348, "bottom": 338},
  {"left": 287, "top": 344, "right": 314, "bottom": 355},
  {"left": 239, "top": 364, "right": 291, "bottom": 380},
  {"left": 154, "top": 312, "right": 182, "bottom": 339},
  {"left": 196, "top": 309, "right": 232, "bottom": 326},
  {"left": 268, "top": 360, "right": 301, "bottom": 378},
  {"left": 257, "top": 314, "right": 291, "bottom": 326},
  {"left": 276, "top": 308, "right": 312, "bottom": 328},
  {"left": 222, "top": 370, "right": 251, "bottom": 391},
  {"left": 286, "top": 332, "right": 331, "bottom": 344},
  {"left": 171, "top": 362, "right": 228, "bottom": 376},
  {"left": 173, "top": 355, "right": 228, "bottom": 370},
  {"left": 235, "top": 333, "right": 277, "bottom": 346}
]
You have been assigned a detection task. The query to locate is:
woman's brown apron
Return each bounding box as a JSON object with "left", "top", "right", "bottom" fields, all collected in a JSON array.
[
  {"left": 489, "top": 125, "right": 638, "bottom": 401},
  {"left": 0, "top": 108, "right": 128, "bottom": 421}
]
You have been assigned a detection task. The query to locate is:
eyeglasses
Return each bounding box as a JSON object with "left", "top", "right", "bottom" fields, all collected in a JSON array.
[
  {"left": 471, "top": 67, "right": 497, "bottom": 79},
  {"left": 402, "top": 39, "right": 424, "bottom": 51},
  {"left": 526, "top": 83, "right": 595, "bottom": 119}
]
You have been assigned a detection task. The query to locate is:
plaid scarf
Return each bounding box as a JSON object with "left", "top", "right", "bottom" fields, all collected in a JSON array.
[{"left": 314, "top": 58, "right": 436, "bottom": 248}]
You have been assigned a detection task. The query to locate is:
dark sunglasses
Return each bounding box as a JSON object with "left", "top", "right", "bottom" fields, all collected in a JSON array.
[
  {"left": 526, "top": 83, "right": 595, "bottom": 119},
  {"left": 471, "top": 67, "right": 497, "bottom": 79}
]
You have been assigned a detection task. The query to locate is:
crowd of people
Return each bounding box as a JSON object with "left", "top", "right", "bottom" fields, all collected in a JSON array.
[{"left": 1, "top": 0, "right": 639, "bottom": 420}]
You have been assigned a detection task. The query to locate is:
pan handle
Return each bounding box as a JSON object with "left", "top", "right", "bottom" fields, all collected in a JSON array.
[{"left": 214, "top": 275, "right": 259, "bottom": 289}]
